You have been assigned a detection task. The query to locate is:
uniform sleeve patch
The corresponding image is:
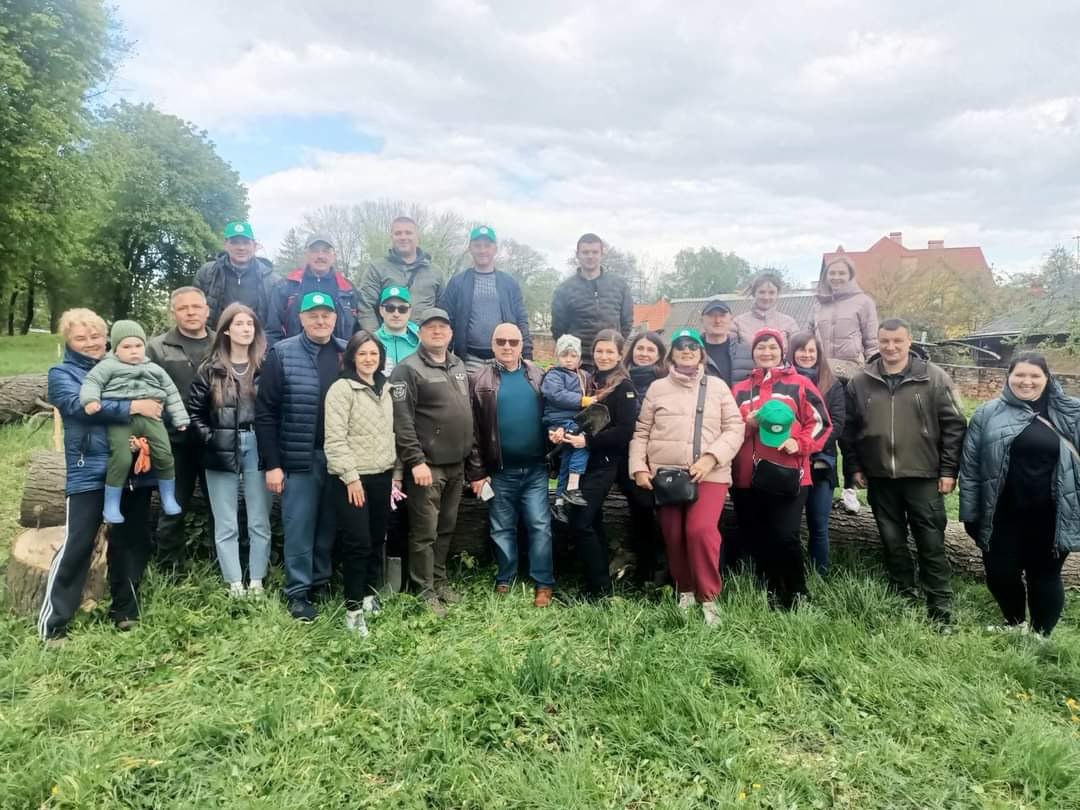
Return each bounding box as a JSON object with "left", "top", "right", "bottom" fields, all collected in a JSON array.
[
  {"left": 626, "top": 391, "right": 635, "bottom": 398},
  {"left": 390, "top": 383, "right": 407, "bottom": 401}
]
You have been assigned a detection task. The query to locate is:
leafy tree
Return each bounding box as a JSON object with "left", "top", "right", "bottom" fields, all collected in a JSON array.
[
  {"left": 657, "top": 247, "right": 754, "bottom": 298},
  {"left": 275, "top": 227, "right": 307, "bottom": 271},
  {"left": 500, "top": 239, "right": 560, "bottom": 331},
  {"left": 77, "top": 102, "right": 247, "bottom": 323}
]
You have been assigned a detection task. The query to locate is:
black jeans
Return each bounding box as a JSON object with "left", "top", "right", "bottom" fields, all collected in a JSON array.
[
  {"left": 866, "top": 477, "right": 953, "bottom": 617},
  {"left": 733, "top": 486, "right": 810, "bottom": 609},
  {"left": 154, "top": 436, "right": 211, "bottom": 569},
  {"left": 39, "top": 486, "right": 154, "bottom": 637},
  {"left": 984, "top": 504, "right": 1068, "bottom": 635},
  {"left": 333, "top": 471, "right": 393, "bottom": 610},
  {"left": 617, "top": 465, "right": 665, "bottom": 585},
  {"left": 568, "top": 463, "right": 616, "bottom": 596}
]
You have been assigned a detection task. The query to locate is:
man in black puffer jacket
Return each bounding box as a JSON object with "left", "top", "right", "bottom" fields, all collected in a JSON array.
[
  {"left": 255, "top": 292, "right": 347, "bottom": 622},
  {"left": 550, "top": 233, "right": 633, "bottom": 370}
]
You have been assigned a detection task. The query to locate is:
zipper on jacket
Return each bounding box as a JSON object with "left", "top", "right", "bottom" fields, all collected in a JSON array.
[{"left": 889, "top": 395, "right": 896, "bottom": 477}]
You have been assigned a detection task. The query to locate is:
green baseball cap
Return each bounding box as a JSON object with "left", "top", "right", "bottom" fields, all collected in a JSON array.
[
  {"left": 670, "top": 327, "right": 704, "bottom": 348},
  {"left": 224, "top": 220, "right": 254, "bottom": 240},
  {"left": 379, "top": 286, "right": 412, "bottom": 305},
  {"left": 757, "top": 399, "right": 796, "bottom": 448},
  {"left": 299, "top": 291, "right": 335, "bottom": 313},
  {"left": 469, "top": 225, "right": 496, "bottom": 242}
]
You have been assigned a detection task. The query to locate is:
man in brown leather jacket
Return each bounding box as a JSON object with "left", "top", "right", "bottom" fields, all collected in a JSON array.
[{"left": 466, "top": 323, "right": 555, "bottom": 607}]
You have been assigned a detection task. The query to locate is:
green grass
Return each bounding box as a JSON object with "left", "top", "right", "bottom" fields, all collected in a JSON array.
[{"left": 0, "top": 333, "right": 63, "bottom": 375}]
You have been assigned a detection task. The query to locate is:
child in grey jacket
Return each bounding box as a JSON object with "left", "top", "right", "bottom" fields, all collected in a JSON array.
[{"left": 79, "top": 320, "right": 190, "bottom": 523}]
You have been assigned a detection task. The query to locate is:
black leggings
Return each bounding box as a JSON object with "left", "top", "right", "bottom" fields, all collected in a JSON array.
[
  {"left": 568, "top": 464, "right": 616, "bottom": 596},
  {"left": 333, "top": 471, "right": 393, "bottom": 610},
  {"left": 983, "top": 506, "right": 1068, "bottom": 635},
  {"left": 733, "top": 486, "right": 810, "bottom": 609}
]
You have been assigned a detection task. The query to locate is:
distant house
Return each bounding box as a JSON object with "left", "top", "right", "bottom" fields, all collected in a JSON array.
[
  {"left": 632, "top": 298, "right": 672, "bottom": 332},
  {"left": 821, "top": 232, "right": 993, "bottom": 293},
  {"left": 961, "top": 282, "right": 1080, "bottom": 367},
  {"left": 658, "top": 291, "right": 818, "bottom": 334}
]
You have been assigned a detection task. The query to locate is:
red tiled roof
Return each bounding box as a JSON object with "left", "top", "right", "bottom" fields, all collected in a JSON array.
[{"left": 821, "top": 234, "right": 991, "bottom": 285}]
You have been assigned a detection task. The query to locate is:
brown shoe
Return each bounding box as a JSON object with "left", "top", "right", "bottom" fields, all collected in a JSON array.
[
  {"left": 495, "top": 583, "right": 510, "bottom": 595},
  {"left": 534, "top": 587, "right": 553, "bottom": 608}
]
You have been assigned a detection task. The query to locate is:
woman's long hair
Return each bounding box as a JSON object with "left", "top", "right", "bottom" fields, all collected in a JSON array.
[
  {"left": 591, "top": 329, "right": 630, "bottom": 400},
  {"left": 624, "top": 330, "right": 667, "bottom": 377},
  {"left": 341, "top": 330, "right": 386, "bottom": 382},
  {"left": 206, "top": 303, "right": 266, "bottom": 407},
  {"left": 788, "top": 331, "right": 836, "bottom": 393}
]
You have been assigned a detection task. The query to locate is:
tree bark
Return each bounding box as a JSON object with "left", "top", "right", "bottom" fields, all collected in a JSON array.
[
  {"left": 7, "top": 289, "right": 16, "bottom": 336},
  {"left": 0, "top": 373, "right": 49, "bottom": 424},
  {"left": 4, "top": 525, "right": 107, "bottom": 617},
  {"left": 20, "top": 272, "right": 34, "bottom": 335}
]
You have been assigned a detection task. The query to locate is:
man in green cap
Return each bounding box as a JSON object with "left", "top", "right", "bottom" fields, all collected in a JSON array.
[
  {"left": 356, "top": 216, "right": 442, "bottom": 333},
  {"left": 374, "top": 286, "right": 420, "bottom": 375},
  {"left": 441, "top": 225, "right": 532, "bottom": 371},
  {"left": 255, "top": 291, "right": 348, "bottom": 622},
  {"left": 194, "top": 220, "right": 276, "bottom": 328}
]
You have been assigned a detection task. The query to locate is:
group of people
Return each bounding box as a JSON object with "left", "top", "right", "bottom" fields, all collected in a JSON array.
[{"left": 36, "top": 223, "right": 1080, "bottom": 645}]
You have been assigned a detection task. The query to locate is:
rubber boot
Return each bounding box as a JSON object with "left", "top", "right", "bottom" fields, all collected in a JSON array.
[
  {"left": 103, "top": 485, "right": 126, "bottom": 524},
  {"left": 158, "top": 478, "right": 182, "bottom": 515}
]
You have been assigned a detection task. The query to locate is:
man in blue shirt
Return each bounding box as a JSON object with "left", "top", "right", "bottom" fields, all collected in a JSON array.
[{"left": 465, "top": 323, "right": 554, "bottom": 607}]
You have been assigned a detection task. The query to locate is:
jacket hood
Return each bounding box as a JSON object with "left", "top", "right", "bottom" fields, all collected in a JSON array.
[
  {"left": 1000, "top": 375, "right": 1076, "bottom": 414},
  {"left": 385, "top": 248, "right": 432, "bottom": 269},
  {"left": 816, "top": 277, "right": 867, "bottom": 302}
]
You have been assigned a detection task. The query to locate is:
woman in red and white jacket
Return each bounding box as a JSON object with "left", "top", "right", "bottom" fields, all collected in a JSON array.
[{"left": 730, "top": 328, "right": 831, "bottom": 609}]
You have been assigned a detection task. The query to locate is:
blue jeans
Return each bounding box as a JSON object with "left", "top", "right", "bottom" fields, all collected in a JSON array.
[
  {"left": 205, "top": 431, "right": 273, "bottom": 585},
  {"left": 489, "top": 463, "right": 555, "bottom": 587},
  {"left": 551, "top": 418, "right": 589, "bottom": 496},
  {"left": 805, "top": 478, "right": 832, "bottom": 575},
  {"left": 281, "top": 449, "right": 337, "bottom": 600}
]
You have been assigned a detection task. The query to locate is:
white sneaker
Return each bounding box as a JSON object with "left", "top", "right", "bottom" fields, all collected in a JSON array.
[
  {"left": 702, "top": 601, "right": 720, "bottom": 627},
  {"left": 345, "top": 609, "right": 369, "bottom": 637},
  {"left": 228, "top": 581, "right": 246, "bottom": 598},
  {"left": 841, "top": 488, "right": 861, "bottom": 514},
  {"left": 677, "top": 592, "right": 696, "bottom": 612},
  {"left": 247, "top": 580, "right": 264, "bottom": 598},
  {"left": 362, "top": 595, "right": 381, "bottom": 615}
]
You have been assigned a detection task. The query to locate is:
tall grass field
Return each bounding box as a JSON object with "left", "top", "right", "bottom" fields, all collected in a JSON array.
[{"left": 0, "top": 336, "right": 1078, "bottom": 809}]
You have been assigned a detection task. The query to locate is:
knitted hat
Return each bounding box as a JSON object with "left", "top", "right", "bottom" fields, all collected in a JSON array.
[
  {"left": 751, "top": 327, "right": 785, "bottom": 352},
  {"left": 110, "top": 320, "right": 147, "bottom": 347},
  {"left": 556, "top": 334, "right": 582, "bottom": 356}
]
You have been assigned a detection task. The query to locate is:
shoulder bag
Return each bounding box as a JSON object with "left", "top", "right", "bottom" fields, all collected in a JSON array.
[{"left": 652, "top": 376, "right": 708, "bottom": 507}]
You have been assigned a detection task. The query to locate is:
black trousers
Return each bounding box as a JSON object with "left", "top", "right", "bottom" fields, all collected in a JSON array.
[
  {"left": 154, "top": 436, "right": 211, "bottom": 569},
  {"left": 617, "top": 465, "right": 665, "bottom": 585},
  {"left": 733, "top": 486, "right": 810, "bottom": 609},
  {"left": 866, "top": 477, "right": 953, "bottom": 618},
  {"left": 332, "top": 471, "right": 393, "bottom": 610},
  {"left": 568, "top": 463, "right": 616, "bottom": 596},
  {"left": 38, "top": 486, "right": 153, "bottom": 638},
  {"left": 984, "top": 504, "right": 1068, "bottom": 635}
]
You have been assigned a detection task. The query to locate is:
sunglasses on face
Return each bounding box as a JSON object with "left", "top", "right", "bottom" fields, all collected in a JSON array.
[
  {"left": 494, "top": 338, "right": 521, "bottom": 347},
  {"left": 381, "top": 304, "right": 410, "bottom": 314},
  {"left": 673, "top": 340, "right": 700, "bottom": 351}
]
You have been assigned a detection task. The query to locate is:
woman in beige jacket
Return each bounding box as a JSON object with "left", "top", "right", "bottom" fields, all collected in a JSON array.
[
  {"left": 324, "top": 330, "right": 402, "bottom": 637},
  {"left": 629, "top": 328, "right": 745, "bottom": 624}
]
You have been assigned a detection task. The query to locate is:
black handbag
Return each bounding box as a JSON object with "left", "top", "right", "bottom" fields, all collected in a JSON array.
[
  {"left": 750, "top": 455, "right": 802, "bottom": 497},
  {"left": 651, "top": 376, "right": 708, "bottom": 507}
]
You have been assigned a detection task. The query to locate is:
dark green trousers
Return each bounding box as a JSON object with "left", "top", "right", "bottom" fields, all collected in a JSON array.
[
  {"left": 106, "top": 415, "right": 174, "bottom": 487},
  {"left": 866, "top": 477, "right": 953, "bottom": 617}
]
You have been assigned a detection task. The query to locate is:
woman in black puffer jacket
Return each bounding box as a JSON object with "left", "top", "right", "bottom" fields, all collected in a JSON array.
[{"left": 189, "top": 303, "right": 271, "bottom": 597}]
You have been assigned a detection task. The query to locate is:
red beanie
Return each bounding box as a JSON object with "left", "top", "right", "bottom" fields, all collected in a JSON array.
[{"left": 751, "top": 327, "right": 785, "bottom": 351}]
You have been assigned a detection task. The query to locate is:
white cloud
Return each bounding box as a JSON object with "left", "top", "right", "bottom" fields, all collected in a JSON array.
[{"left": 109, "top": 1, "right": 1080, "bottom": 285}]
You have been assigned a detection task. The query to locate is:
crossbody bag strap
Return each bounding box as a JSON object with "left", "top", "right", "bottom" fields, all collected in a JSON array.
[
  {"left": 1036, "top": 414, "right": 1080, "bottom": 461},
  {"left": 692, "top": 375, "right": 708, "bottom": 461}
]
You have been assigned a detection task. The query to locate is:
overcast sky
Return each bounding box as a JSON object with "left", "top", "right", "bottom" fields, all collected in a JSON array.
[{"left": 110, "top": 1, "right": 1080, "bottom": 286}]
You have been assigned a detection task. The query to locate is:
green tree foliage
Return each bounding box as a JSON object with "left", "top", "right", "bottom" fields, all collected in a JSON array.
[
  {"left": 0, "top": 0, "right": 117, "bottom": 331},
  {"left": 500, "top": 239, "right": 559, "bottom": 331},
  {"left": 658, "top": 247, "right": 754, "bottom": 298},
  {"left": 274, "top": 227, "right": 307, "bottom": 271},
  {"left": 77, "top": 102, "right": 247, "bottom": 324}
]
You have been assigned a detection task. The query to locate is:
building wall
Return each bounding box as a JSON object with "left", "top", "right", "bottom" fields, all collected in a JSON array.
[{"left": 939, "top": 364, "right": 1080, "bottom": 400}]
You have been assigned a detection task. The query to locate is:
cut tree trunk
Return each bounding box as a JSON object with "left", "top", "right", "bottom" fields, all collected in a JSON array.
[
  {"left": 21, "top": 450, "right": 67, "bottom": 529},
  {"left": 4, "top": 525, "right": 107, "bottom": 617},
  {"left": 0, "top": 373, "right": 49, "bottom": 424}
]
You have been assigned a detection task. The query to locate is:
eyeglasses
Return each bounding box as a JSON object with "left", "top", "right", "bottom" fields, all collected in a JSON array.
[
  {"left": 381, "top": 304, "right": 410, "bottom": 314},
  {"left": 494, "top": 338, "right": 521, "bottom": 347}
]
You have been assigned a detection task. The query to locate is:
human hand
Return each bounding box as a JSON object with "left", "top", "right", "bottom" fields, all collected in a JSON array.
[
  {"left": 470, "top": 477, "right": 491, "bottom": 497},
  {"left": 853, "top": 472, "right": 868, "bottom": 489},
  {"left": 548, "top": 427, "right": 565, "bottom": 444},
  {"left": 745, "top": 410, "right": 759, "bottom": 428},
  {"left": 346, "top": 480, "right": 365, "bottom": 507},
  {"left": 265, "top": 468, "right": 285, "bottom": 494},
  {"left": 689, "top": 454, "right": 718, "bottom": 482},
  {"left": 412, "top": 463, "right": 433, "bottom": 487},
  {"left": 633, "top": 471, "right": 653, "bottom": 490},
  {"left": 177, "top": 425, "right": 187, "bottom": 432},
  {"left": 562, "top": 433, "right": 587, "bottom": 449},
  {"left": 84, "top": 401, "right": 102, "bottom": 415},
  {"left": 129, "top": 399, "right": 163, "bottom": 419},
  {"left": 938, "top": 476, "right": 956, "bottom": 495},
  {"left": 390, "top": 480, "right": 407, "bottom": 511},
  {"left": 778, "top": 438, "right": 799, "bottom": 455}
]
